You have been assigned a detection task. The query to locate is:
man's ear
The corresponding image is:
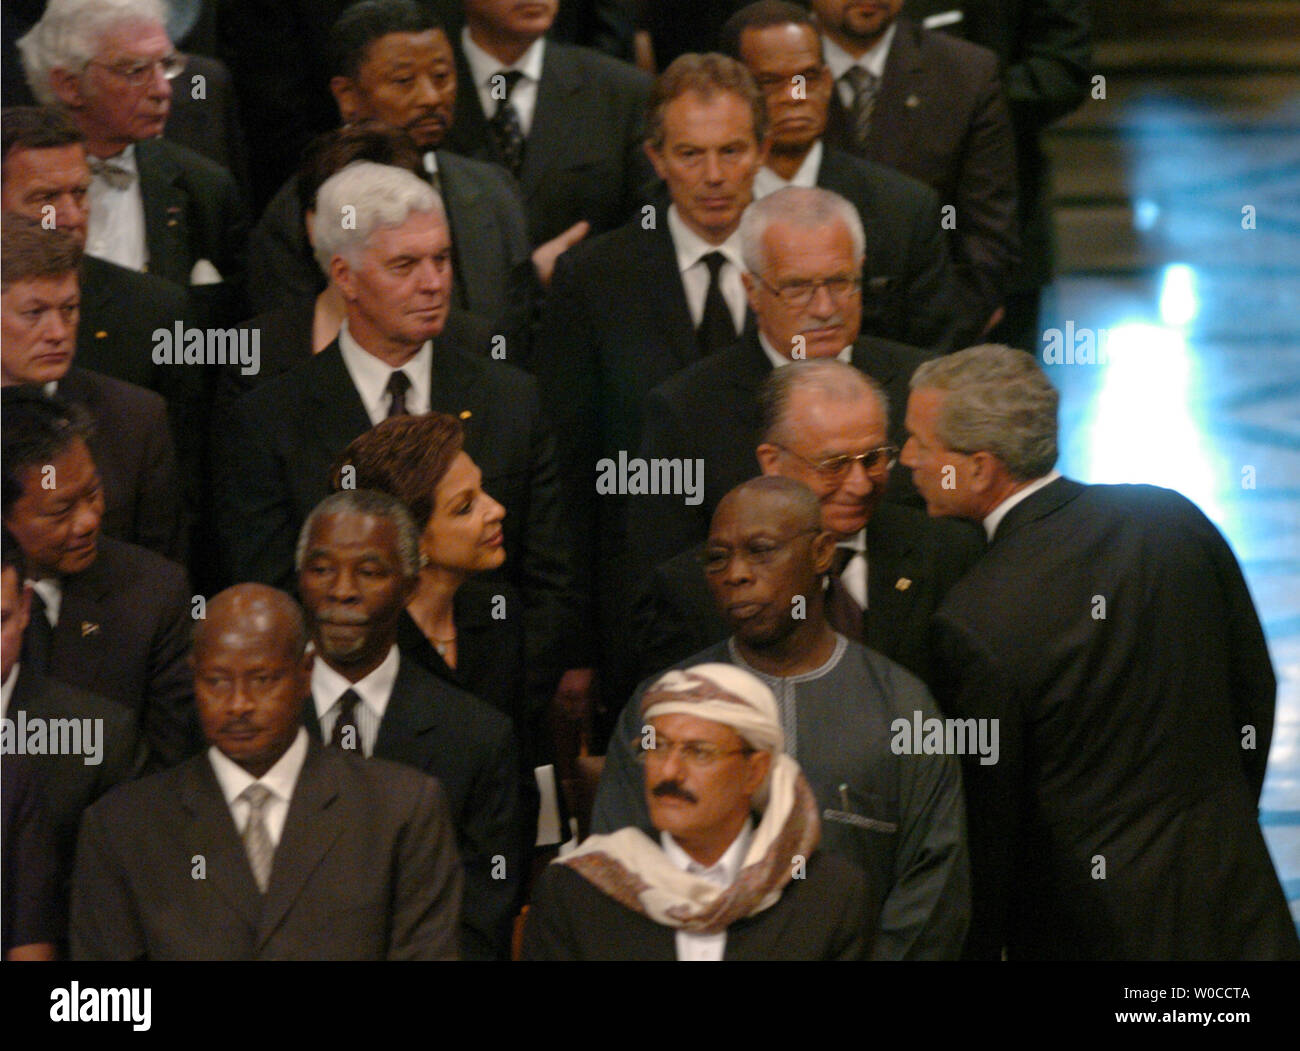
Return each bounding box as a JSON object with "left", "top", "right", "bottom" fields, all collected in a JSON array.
[
  {"left": 16, "top": 582, "right": 31, "bottom": 637},
  {"left": 743, "top": 748, "right": 772, "bottom": 797},
  {"left": 330, "top": 255, "right": 355, "bottom": 300},
  {"left": 753, "top": 134, "right": 772, "bottom": 171},
  {"left": 643, "top": 139, "right": 668, "bottom": 182},
  {"left": 755, "top": 442, "right": 781, "bottom": 476},
  {"left": 742, "top": 270, "right": 762, "bottom": 316},
  {"left": 48, "top": 68, "right": 84, "bottom": 109},
  {"left": 810, "top": 529, "right": 836, "bottom": 576},
  {"left": 968, "top": 450, "right": 999, "bottom": 496},
  {"left": 330, "top": 76, "right": 362, "bottom": 123}
]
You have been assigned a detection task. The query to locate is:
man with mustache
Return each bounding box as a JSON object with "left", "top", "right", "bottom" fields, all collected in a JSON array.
[
  {"left": 70, "top": 582, "right": 463, "bottom": 960},
  {"left": 525, "top": 661, "right": 869, "bottom": 959},
  {"left": 594, "top": 475, "right": 971, "bottom": 959},
  {"left": 295, "top": 489, "right": 519, "bottom": 959}
]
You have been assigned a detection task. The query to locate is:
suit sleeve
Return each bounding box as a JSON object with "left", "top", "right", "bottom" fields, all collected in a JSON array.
[
  {"left": 589, "top": 688, "right": 654, "bottom": 835},
  {"left": 630, "top": 557, "right": 718, "bottom": 684},
  {"left": 145, "top": 561, "right": 201, "bottom": 769},
  {"left": 872, "top": 674, "right": 972, "bottom": 960},
  {"left": 1002, "top": 0, "right": 1092, "bottom": 133},
  {"left": 456, "top": 723, "right": 523, "bottom": 961},
  {"left": 69, "top": 799, "right": 146, "bottom": 961},
  {"left": 928, "top": 610, "right": 1022, "bottom": 960},
  {"left": 4, "top": 761, "right": 64, "bottom": 954},
  {"left": 133, "top": 393, "right": 187, "bottom": 564},
  {"left": 389, "top": 775, "right": 463, "bottom": 961},
  {"left": 520, "top": 865, "right": 581, "bottom": 960}
]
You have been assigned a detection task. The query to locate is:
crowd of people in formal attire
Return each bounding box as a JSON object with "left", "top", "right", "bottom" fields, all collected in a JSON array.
[{"left": 2, "top": 0, "right": 1296, "bottom": 962}]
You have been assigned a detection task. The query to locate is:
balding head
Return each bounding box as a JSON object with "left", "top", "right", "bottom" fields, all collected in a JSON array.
[
  {"left": 192, "top": 584, "right": 312, "bottom": 777},
  {"left": 715, "top": 475, "right": 822, "bottom": 534}
]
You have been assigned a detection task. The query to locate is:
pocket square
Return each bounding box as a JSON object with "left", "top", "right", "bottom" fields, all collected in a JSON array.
[{"left": 189, "top": 258, "right": 223, "bottom": 285}]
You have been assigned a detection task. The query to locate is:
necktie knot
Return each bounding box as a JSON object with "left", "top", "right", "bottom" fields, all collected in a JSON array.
[
  {"left": 492, "top": 69, "right": 525, "bottom": 112},
  {"left": 386, "top": 369, "right": 412, "bottom": 417},
  {"left": 696, "top": 252, "right": 736, "bottom": 355},
  {"left": 329, "top": 688, "right": 364, "bottom": 751},
  {"left": 701, "top": 251, "right": 727, "bottom": 279},
  {"left": 241, "top": 782, "right": 272, "bottom": 812},
  {"left": 88, "top": 155, "right": 135, "bottom": 190},
  {"left": 488, "top": 71, "right": 527, "bottom": 178},
  {"left": 842, "top": 67, "right": 879, "bottom": 153},
  {"left": 843, "top": 66, "right": 878, "bottom": 99}
]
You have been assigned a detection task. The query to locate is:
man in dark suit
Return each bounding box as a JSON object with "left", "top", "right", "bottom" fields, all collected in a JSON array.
[
  {"left": 901, "top": 344, "right": 1300, "bottom": 961},
  {"left": 722, "top": 0, "right": 960, "bottom": 350},
  {"left": 526, "top": 659, "right": 869, "bottom": 960},
  {"left": 902, "top": 0, "right": 1092, "bottom": 351},
  {"left": 295, "top": 490, "right": 520, "bottom": 960},
  {"left": 447, "top": 0, "right": 652, "bottom": 253},
  {"left": 19, "top": 0, "right": 250, "bottom": 324},
  {"left": 216, "top": 161, "right": 584, "bottom": 723},
  {"left": 634, "top": 358, "right": 982, "bottom": 684},
  {"left": 1, "top": 220, "right": 186, "bottom": 562},
  {"left": 596, "top": 477, "right": 971, "bottom": 959},
  {"left": 70, "top": 583, "right": 463, "bottom": 960},
  {"left": 532, "top": 53, "right": 769, "bottom": 731},
  {"left": 246, "top": 1, "right": 536, "bottom": 349},
  {"left": 811, "top": 0, "right": 1019, "bottom": 340},
  {"left": 629, "top": 185, "right": 936, "bottom": 584},
  {"left": 3, "top": 392, "right": 197, "bottom": 769},
  {"left": 1, "top": 531, "right": 143, "bottom": 922}
]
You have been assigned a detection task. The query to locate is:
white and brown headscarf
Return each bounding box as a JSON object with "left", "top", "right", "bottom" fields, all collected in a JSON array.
[{"left": 559, "top": 664, "right": 820, "bottom": 934}]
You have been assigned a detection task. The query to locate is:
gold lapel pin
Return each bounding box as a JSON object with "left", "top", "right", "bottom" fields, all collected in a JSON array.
[
  {"left": 459, "top": 410, "right": 472, "bottom": 420},
  {"left": 95, "top": 330, "right": 108, "bottom": 339},
  {"left": 895, "top": 578, "right": 912, "bottom": 591},
  {"left": 906, "top": 94, "right": 920, "bottom": 108},
  {"left": 81, "top": 621, "right": 101, "bottom": 636}
]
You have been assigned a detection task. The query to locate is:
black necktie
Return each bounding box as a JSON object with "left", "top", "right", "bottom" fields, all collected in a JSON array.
[
  {"left": 825, "top": 547, "right": 865, "bottom": 641},
  {"left": 21, "top": 588, "right": 54, "bottom": 676},
  {"left": 842, "top": 67, "right": 880, "bottom": 153},
  {"left": 386, "top": 370, "right": 411, "bottom": 418},
  {"left": 697, "top": 252, "right": 737, "bottom": 355},
  {"left": 329, "top": 689, "right": 362, "bottom": 752},
  {"left": 488, "top": 70, "right": 526, "bottom": 179}
]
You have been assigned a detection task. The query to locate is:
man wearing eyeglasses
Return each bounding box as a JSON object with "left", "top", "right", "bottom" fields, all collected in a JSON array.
[
  {"left": 627, "top": 185, "right": 938, "bottom": 597},
  {"left": 17, "top": 0, "right": 248, "bottom": 325},
  {"left": 594, "top": 476, "right": 971, "bottom": 959}
]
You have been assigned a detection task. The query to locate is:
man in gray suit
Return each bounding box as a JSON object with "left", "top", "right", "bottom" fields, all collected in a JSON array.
[{"left": 70, "top": 583, "right": 463, "bottom": 960}]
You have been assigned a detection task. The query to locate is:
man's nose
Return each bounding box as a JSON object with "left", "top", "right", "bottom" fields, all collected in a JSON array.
[
  {"left": 327, "top": 566, "right": 361, "bottom": 601},
  {"left": 702, "top": 149, "right": 725, "bottom": 183},
  {"left": 840, "top": 458, "right": 876, "bottom": 498},
  {"left": 147, "top": 63, "right": 173, "bottom": 101},
  {"left": 71, "top": 495, "right": 102, "bottom": 537},
  {"left": 61, "top": 195, "right": 89, "bottom": 235},
  {"left": 414, "top": 256, "right": 446, "bottom": 291},
  {"left": 413, "top": 73, "right": 443, "bottom": 109},
  {"left": 806, "top": 281, "right": 836, "bottom": 316}
]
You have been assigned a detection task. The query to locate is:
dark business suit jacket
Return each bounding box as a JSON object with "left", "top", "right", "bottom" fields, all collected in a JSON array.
[
  {"left": 5, "top": 670, "right": 144, "bottom": 897},
  {"left": 70, "top": 739, "right": 462, "bottom": 960},
  {"left": 825, "top": 17, "right": 1019, "bottom": 333},
  {"left": 214, "top": 336, "right": 581, "bottom": 685},
  {"left": 303, "top": 653, "right": 519, "bottom": 960},
  {"left": 929, "top": 477, "right": 1300, "bottom": 960},
  {"left": 21, "top": 536, "right": 197, "bottom": 770},
  {"left": 627, "top": 330, "right": 936, "bottom": 586},
  {"left": 245, "top": 150, "right": 534, "bottom": 348},
  {"left": 136, "top": 136, "right": 250, "bottom": 325},
  {"left": 53, "top": 367, "right": 185, "bottom": 563},
  {"left": 632, "top": 502, "right": 984, "bottom": 686},
  {"left": 816, "top": 145, "right": 960, "bottom": 350},
  {"left": 446, "top": 38, "right": 653, "bottom": 246},
  {"left": 522, "top": 848, "right": 870, "bottom": 960},
  {"left": 162, "top": 52, "right": 253, "bottom": 201}
]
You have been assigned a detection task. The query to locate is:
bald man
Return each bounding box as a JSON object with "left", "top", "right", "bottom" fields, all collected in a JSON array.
[
  {"left": 69, "top": 584, "right": 463, "bottom": 960},
  {"left": 595, "top": 477, "right": 971, "bottom": 960}
]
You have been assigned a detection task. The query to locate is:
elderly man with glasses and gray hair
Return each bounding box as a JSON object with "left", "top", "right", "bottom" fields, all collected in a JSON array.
[
  {"left": 17, "top": 0, "right": 249, "bottom": 323},
  {"left": 902, "top": 343, "right": 1299, "bottom": 962}
]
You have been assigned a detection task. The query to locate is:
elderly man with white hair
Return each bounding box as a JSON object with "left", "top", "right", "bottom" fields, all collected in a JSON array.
[
  {"left": 17, "top": 0, "right": 248, "bottom": 322},
  {"left": 524, "top": 661, "right": 870, "bottom": 960},
  {"left": 215, "top": 161, "right": 582, "bottom": 731}
]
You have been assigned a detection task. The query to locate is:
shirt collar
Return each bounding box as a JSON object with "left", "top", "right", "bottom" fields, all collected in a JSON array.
[
  {"left": 461, "top": 25, "right": 546, "bottom": 90},
  {"left": 822, "top": 22, "right": 897, "bottom": 82},
  {"left": 838, "top": 528, "right": 867, "bottom": 553},
  {"left": 982, "top": 470, "right": 1062, "bottom": 541},
  {"left": 208, "top": 725, "right": 309, "bottom": 808},
  {"left": 666, "top": 203, "right": 746, "bottom": 276},
  {"left": 754, "top": 139, "right": 824, "bottom": 198},
  {"left": 661, "top": 817, "right": 754, "bottom": 885},
  {"left": 757, "top": 329, "right": 853, "bottom": 368},
  {"left": 337, "top": 320, "right": 432, "bottom": 423},
  {"left": 27, "top": 577, "right": 61, "bottom": 626},
  {"left": 1, "top": 662, "right": 19, "bottom": 717},
  {"left": 311, "top": 643, "right": 400, "bottom": 724}
]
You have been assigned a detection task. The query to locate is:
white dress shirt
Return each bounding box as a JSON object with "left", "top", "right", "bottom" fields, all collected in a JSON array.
[
  {"left": 837, "top": 529, "right": 869, "bottom": 609},
  {"left": 338, "top": 321, "right": 433, "bottom": 425},
  {"left": 310, "top": 644, "right": 399, "bottom": 757},
  {"left": 1, "top": 663, "right": 19, "bottom": 717},
  {"left": 753, "top": 139, "right": 824, "bottom": 199},
  {"left": 823, "top": 24, "right": 898, "bottom": 110},
  {"left": 462, "top": 27, "right": 545, "bottom": 138},
  {"left": 27, "top": 577, "right": 61, "bottom": 628},
  {"left": 208, "top": 726, "right": 309, "bottom": 848},
  {"left": 667, "top": 205, "right": 748, "bottom": 334},
  {"left": 758, "top": 330, "right": 853, "bottom": 369},
  {"left": 661, "top": 818, "right": 754, "bottom": 961},
  {"left": 982, "top": 470, "right": 1062, "bottom": 542},
  {"left": 85, "top": 144, "right": 148, "bottom": 272}
]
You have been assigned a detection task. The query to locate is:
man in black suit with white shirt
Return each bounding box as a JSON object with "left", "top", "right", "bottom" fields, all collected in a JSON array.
[{"left": 295, "top": 489, "right": 520, "bottom": 960}]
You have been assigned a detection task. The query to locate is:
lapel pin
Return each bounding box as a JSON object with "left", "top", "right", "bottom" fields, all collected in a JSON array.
[
  {"left": 459, "top": 410, "right": 472, "bottom": 420},
  {"left": 906, "top": 94, "right": 920, "bottom": 108},
  {"left": 95, "top": 330, "right": 108, "bottom": 339},
  {"left": 895, "top": 578, "right": 912, "bottom": 591},
  {"left": 81, "top": 621, "right": 101, "bottom": 636}
]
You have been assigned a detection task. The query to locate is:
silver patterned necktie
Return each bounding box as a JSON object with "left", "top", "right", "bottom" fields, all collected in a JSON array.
[
  {"left": 240, "top": 783, "right": 275, "bottom": 893},
  {"left": 842, "top": 66, "right": 880, "bottom": 153},
  {"left": 87, "top": 155, "right": 136, "bottom": 190}
]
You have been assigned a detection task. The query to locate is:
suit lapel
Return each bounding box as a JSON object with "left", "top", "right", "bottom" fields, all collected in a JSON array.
[
  {"left": 427, "top": 342, "right": 484, "bottom": 418},
  {"left": 450, "top": 47, "right": 495, "bottom": 164},
  {"left": 646, "top": 220, "right": 706, "bottom": 370},
  {"left": 726, "top": 334, "right": 776, "bottom": 399},
  {"left": 135, "top": 139, "right": 189, "bottom": 285},
  {"left": 305, "top": 342, "right": 373, "bottom": 451},
  {"left": 179, "top": 758, "right": 264, "bottom": 930},
  {"left": 518, "top": 44, "right": 581, "bottom": 200},
  {"left": 991, "top": 477, "right": 1083, "bottom": 546},
  {"left": 865, "top": 20, "right": 923, "bottom": 170},
  {"left": 257, "top": 742, "right": 346, "bottom": 948},
  {"left": 864, "top": 506, "right": 922, "bottom": 656},
  {"left": 373, "top": 657, "right": 439, "bottom": 769},
  {"left": 437, "top": 152, "right": 496, "bottom": 312},
  {"left": 50, "top": 557, "right": 113, "bottom": 690}
]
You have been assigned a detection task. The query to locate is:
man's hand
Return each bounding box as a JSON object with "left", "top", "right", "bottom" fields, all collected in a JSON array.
[{"left": 532, "top": 221, "right": 590, "bottom": 287}]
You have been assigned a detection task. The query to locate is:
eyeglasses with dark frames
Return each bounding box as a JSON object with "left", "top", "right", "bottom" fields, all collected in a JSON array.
[{"left": 753, "top": 273, "right": 862, "bottom": 308}]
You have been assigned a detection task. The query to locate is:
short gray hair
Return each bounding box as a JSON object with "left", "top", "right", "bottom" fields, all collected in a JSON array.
[
  {"left": 739, "top": 186, "right": 865, "bottom": 275},
  {"left": 759, "top": 359, "right": 888, "bottom": 446},
  {"left": 910, "top": 344, "right": 1059, "bottom": 480},
  {"left": 295, "top": 489, "right": 421, "bottom": 579},
  {"left": 17, "top": 0, "right": 168, "bottom": 106},
  {"left": 312, "top": 161, "right": 444, "bottom": 273}
]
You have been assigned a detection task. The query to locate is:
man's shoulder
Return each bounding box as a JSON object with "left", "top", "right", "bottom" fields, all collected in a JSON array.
[
  {"left": 64, "top": 366, "right": 167, "bottom": 417},
  {"left": 398, "top": 655, "right": 514, "bottom": 745},
  {"left": 820, "top": 146, "right": 939, "bottom": 214},
  {"left": 16, "top": 671, "right": 129, "bottom": 723},
  {"left": 437, "top": 338, "right": 538, "bottom": 402},
  {"left": 82, "top": 254, "right": 190, "bottom": 311},
  {"left": 438, "top": 150, "right": 521, "bottom": 199},
  {"left": 561, "top": 215, "right": 659, "bottom": 275},
  {"left": 235, "top": 342, "right": 340, "bottom": 415},
  {"left": 324, "top": 746, "right": 448, "bottom": 819},
  {"left": 906, "top": 16, "right": 1002, "bottom": 80},
  {"left": 547, "top": 40, "right": 651, "bottom": 96},
  {"left": 91, "top": 534, "right": 187, "bottom": 587},
  {"left": 137, "top": 137, "right": 240, "bottom": 191},
  {"left": 652, "top": 338, "right": 762, "bottom": 404},
  {"left": 838, "top": 637, "right": 941, "bottom": 714},
  {"left": 853, "top": 334, "right": 935, "bottom": 379},
  {"left": 84, "top": 753, "right": 198, "bottom": 826}
]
